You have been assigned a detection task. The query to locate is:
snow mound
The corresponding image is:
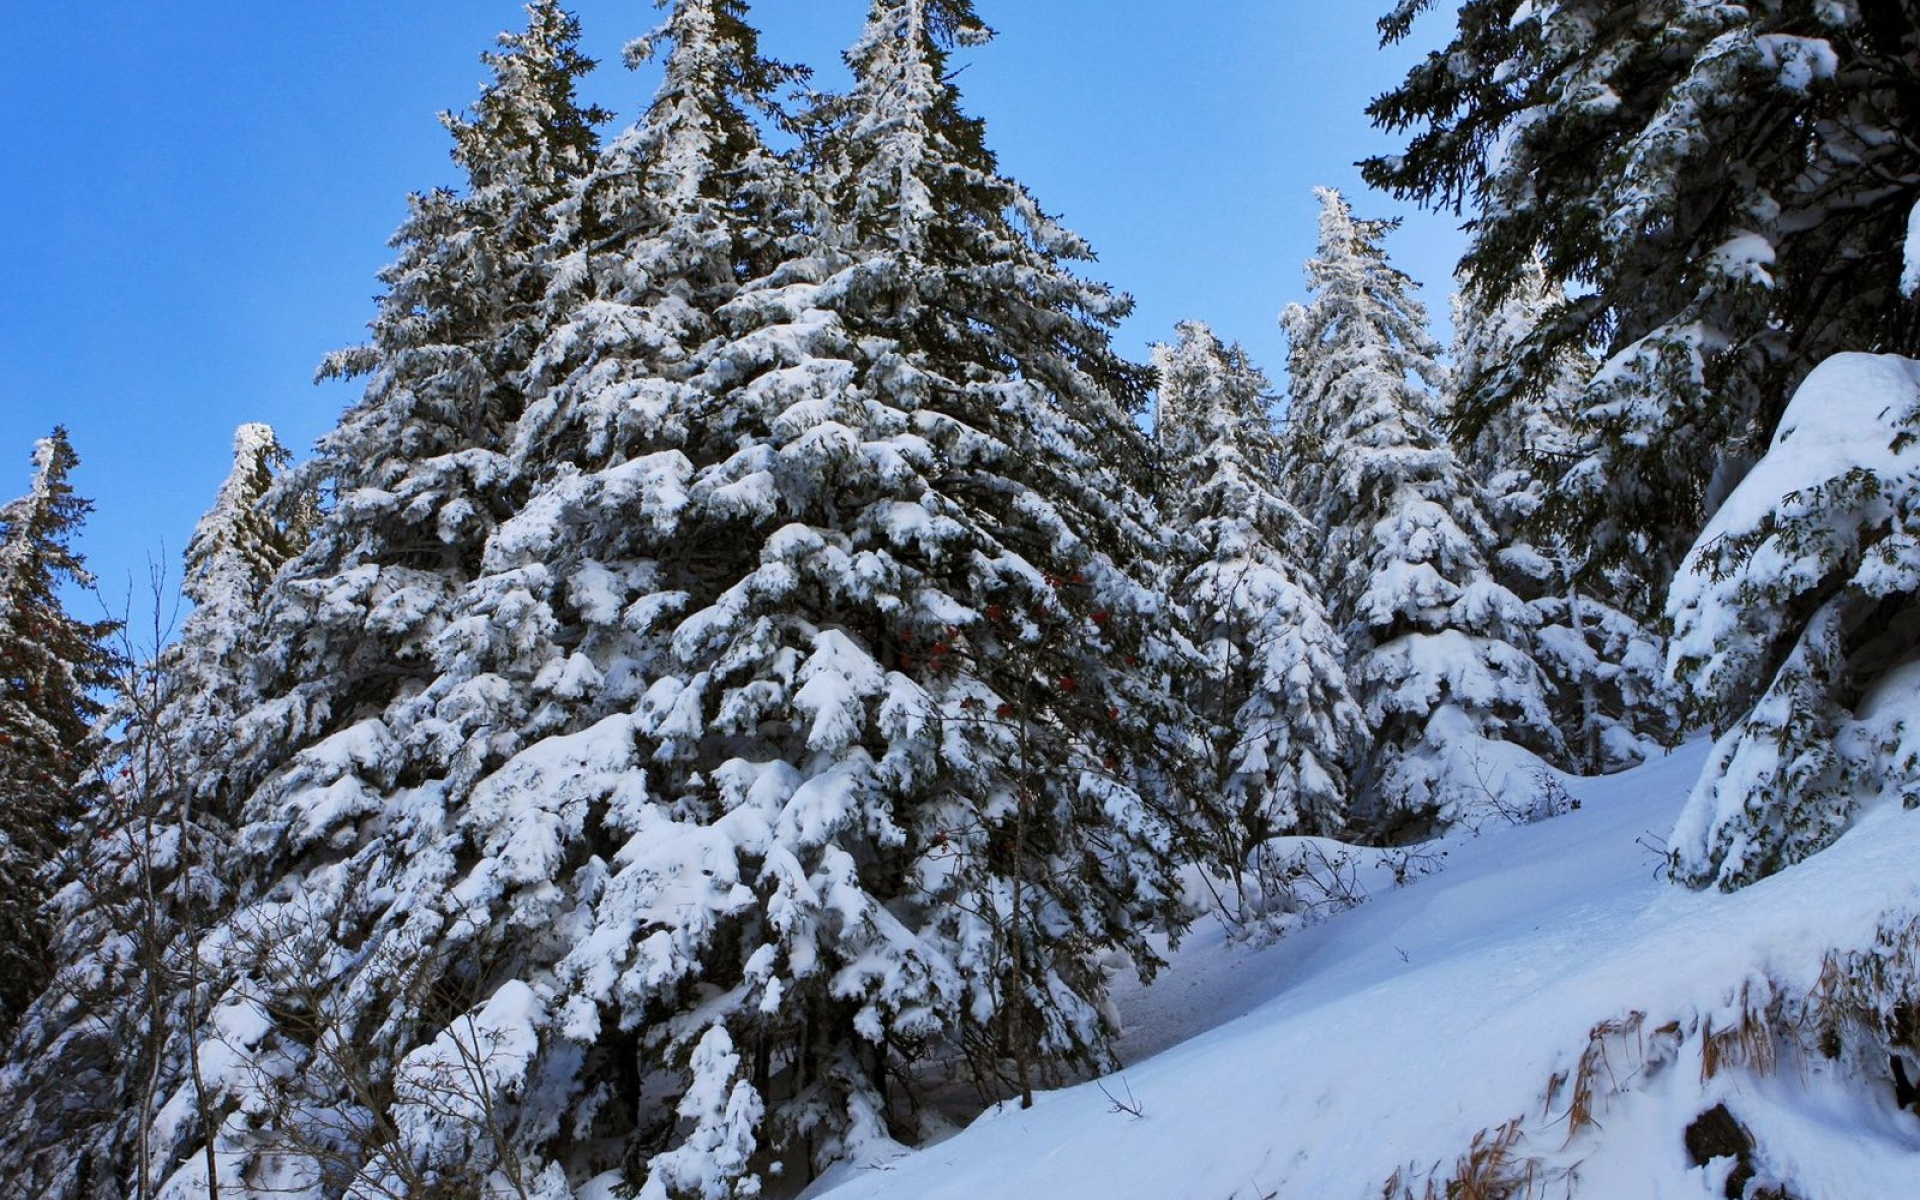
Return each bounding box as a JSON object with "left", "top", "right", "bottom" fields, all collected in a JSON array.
[{"left": 802, "top": 741, "right": 1920, "bottom": 1200}]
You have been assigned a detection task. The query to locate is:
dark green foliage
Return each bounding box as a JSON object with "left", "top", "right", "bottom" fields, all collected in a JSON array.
[
  {"left": 1366, "top": 0, "right": 1920, "bottom": 592},
  {"left": 820, "top": 0, "right": 1154, "bottom": 438},
  {"left": 0, "top": 430, "right": 121, "bottom": 1036}
]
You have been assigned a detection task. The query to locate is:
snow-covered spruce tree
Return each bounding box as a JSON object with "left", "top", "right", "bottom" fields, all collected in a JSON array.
[
  {"left": 149, "top": 3, "right": 1189, "bottom": 1194},
  {"left": 811, "top": 0, "right": 1154, "bottom": 457},
  {"left": 1449, "top": 266, "right": 1675, "bottom": 774},
  {"left": 1367, "top": 0, "right": 1920, "bottom": 597},
  {"left": 145, "top": 6, "right": 809, "bottom": 1198},
  {"left": 134, "top": 10, "right": 620, "bottom": 1200},
  {"left": 1668, "top": 353, "right": 1920, "bottom": 890},
  {"left": 0, "top": 429, "right": 119, "bottom": 1040},
  {"left": 535, "top": 2, "right": 1193, "bottom": 1189},
  {"left": 1448, "top": 259, "right": 1587, "bottom": 536},
  {"left": 1154, "top": 321, "right": 1363, "bottom": 903},
  {"left": 154, "top": 424, "right": 313, "bottom": 810},
  {"left": 0, "top": 424, "right": 308, "bottom": 1200},
  {"left": 1281, "top": 188, "right": 1560, "bottom": 835}
]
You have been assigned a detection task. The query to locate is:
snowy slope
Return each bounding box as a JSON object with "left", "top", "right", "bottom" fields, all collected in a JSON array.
[{"left": 804, "top": 741, "right": 1920, "bottom": 1199}]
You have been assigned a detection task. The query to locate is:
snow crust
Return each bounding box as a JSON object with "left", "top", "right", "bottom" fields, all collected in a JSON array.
[{"left": 801, "top": 741, "right": 1920, "bottom": 1200}]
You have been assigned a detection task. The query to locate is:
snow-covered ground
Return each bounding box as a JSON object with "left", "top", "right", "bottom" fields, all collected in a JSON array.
[{"left": 803, "top": 740, "right": 1920, "bottom": 1199}]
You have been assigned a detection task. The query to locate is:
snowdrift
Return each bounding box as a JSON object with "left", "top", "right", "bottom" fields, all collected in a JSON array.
[{"left": 803, "top": 741, "right": 1920, "bottom": 1199}]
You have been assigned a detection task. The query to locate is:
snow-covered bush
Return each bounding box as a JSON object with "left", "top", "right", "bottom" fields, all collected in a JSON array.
[{"left": 1670, "top": 353, "right": 1920, "bottom": 889}]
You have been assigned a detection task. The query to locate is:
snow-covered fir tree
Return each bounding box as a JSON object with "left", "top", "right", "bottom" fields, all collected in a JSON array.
[
  {"left": 158, "top": 424, "right": 312, "bottom": 809},
  {"left": 1281, "top": 188, "right": 1559, "bottom": 835},
  {"left": 125, "top": 9, "right": 619, "bottom": 1199},
  {"left": 1367, "top": 0, "right": 1920, "bottom": 596},
  {"left": 1155, "top": 321, "right": 1363, "bottom": 904},
  {"left": 814, "top": 0, "right": 1154, "bottom": 449},
  {"left": 536, "top": 0, "right": 1192, "bottom": 1187},
  {"left": 521, "top": 0, "right": 805, "bottom": 474},
  {"left": 0, "top": 429, "right": 119, "bottom": 1040},
  {"left": 1448, "top": 259, "right": 1585, "bottom": 529},
  {"left": 1449, "top": 267, "right": 1674, "bottom": 774},
  {"left": 1668, "top": 352, "right": 1920, "bottom": 890},
  {"left": 0, "top": 423, "right": 308, "bottom": 1200}
]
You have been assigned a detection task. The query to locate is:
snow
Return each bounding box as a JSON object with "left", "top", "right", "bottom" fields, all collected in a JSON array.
[
  {"left": 1904, "top": 198, "right": 1920, "bottom": 299},
  {"left": 1663, "top": 353, "right": 1920, "bottom": 885},
  {"left": 1669, "top": 353, "right": 1920, "bottom": 685},
  {"left": 800, "top": 739, "right": 1920, "bottom": 1200},
  {"left": 1707, "top": 229, "right": 1776, "bottom": 286},
  {"left": 1754, "top": 33, "right": 1839, "bottom": 92},
  {"left": 392, "top": 981, "right": 546, "bottom": 1145},
  {"left": 1694, "top": 352, "right": 1917, "bottom": 553}
]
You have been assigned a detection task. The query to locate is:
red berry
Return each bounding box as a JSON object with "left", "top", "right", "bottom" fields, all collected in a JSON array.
[{"left": 1092, "top": 611, "right": 1110, "bottom": 625}]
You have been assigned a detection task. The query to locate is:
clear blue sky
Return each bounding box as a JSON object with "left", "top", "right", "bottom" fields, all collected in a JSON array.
[{"left": 0, "top": 1, "right": 1462, "bottom": 610}]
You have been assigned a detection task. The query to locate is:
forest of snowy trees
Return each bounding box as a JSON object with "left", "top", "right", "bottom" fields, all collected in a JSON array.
[{"left": 2, "top": 1, "right": 1918, "bottom": 1197}]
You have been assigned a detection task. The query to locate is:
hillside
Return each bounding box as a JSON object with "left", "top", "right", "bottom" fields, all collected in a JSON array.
[{"left": 803, "top": 740, "right": 1920, "bottom": 1199}]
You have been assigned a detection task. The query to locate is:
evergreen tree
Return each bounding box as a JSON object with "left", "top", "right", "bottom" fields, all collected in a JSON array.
[
  {"left": 1667, "top": 352, "right": 1920, "bottom": 890},
  {"left": 129, "top": 9, "right": 621, "bottom": 1198},
  {"left": 1449, "top": 267, "right": 1675, "bottom": 773},
  {"left": 816, "top": 0, "right": 1153, "bottom": 449},
  {"left": 1281, "top": 188, "right": 1559, "bottom": 834},
  {"left": 1367, "top": 0, "right": 1920, "bottom": 595},
  {"left": 1448, "top": 259, "right": 1582, "bottom": 531},
  {"left": 143, "top": 4, "right": 1191, "bottom": 1194},
  {"left": 1155, "top": 321, "right": 1364, "bottom": 904},
  {"left": 541, "top": 1, "right": 1193, "bottom": 1187},
  {"left": 0, "top": 429, "right": 119, "bottom": 1039},
  {"left": 161, "top": 424, "right": 312, "bottom": 807},
  {"left": 521, "top": 0, "right": 805, "bottom": 474},
  {"left": 0, "top": 424, "right": 307, "bottom": 1200}
]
